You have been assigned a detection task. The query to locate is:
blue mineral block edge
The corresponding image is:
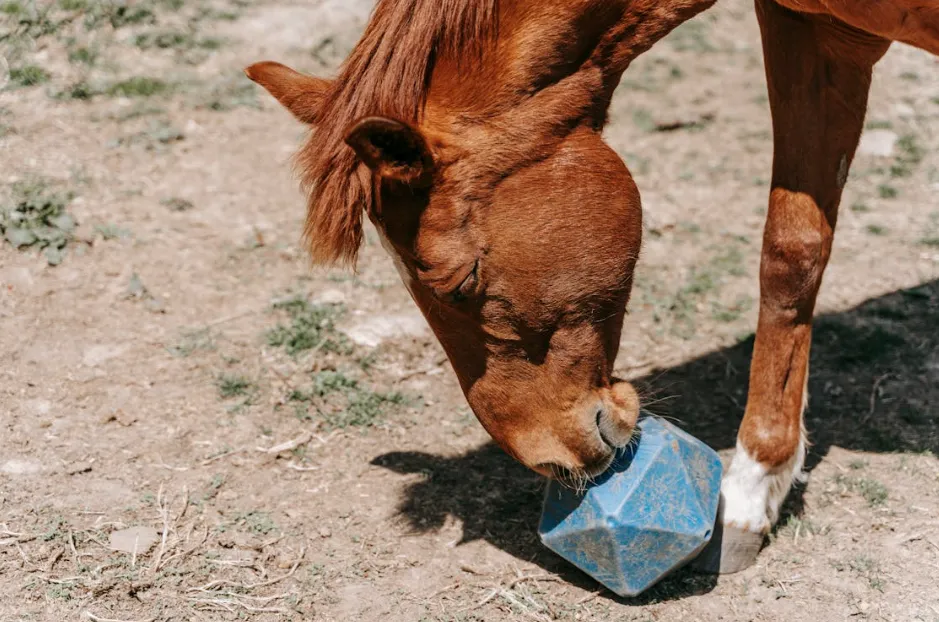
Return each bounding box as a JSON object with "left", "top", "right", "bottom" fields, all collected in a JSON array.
[{"left": 538, "top": 414, "right": 723, "bottom": 597}]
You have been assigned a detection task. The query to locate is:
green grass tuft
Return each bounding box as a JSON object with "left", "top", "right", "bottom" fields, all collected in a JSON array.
[
  {"left": 9, "top": 65, "right": 50, "bottom": 87},
  {"left": 167, "top": 328, "right": 214, "bottom": 358},
  {"left": 55, "top": 80, "right": 100, "bottom": 100},
  {"left": 229, "top": 511, "right": 277, "bottom": 535},
  {"left": 267, "top": 298, "right": 350, "bottom": 356},
  {"left": 133, "top": 29, "right": 224, "bottom": 51},
  {"left": 835, "top": 474, "right": 889, "bottom": 507},
  {"left": 53, "top": 76, "right": 171, "bottom": 101},
  {"left": 106, "top": 76, "right": 170, "bottom": 98},
  {"left": 201, "top": 76, "right": 259, "bottom": 111},
  {"left": 0, "top": 179, "right": 76, "bottom": 264},
  {"left": 290, "top": 370, "right": 407, "bottom": 429},
  {"left": 67, "top": 46, "right": 97, "bottom": 65},
  {"left": 1, "top": 1, "right": 24, "bottom": 14},
  {"left": 93, "top": 223, "right": 131, "bottom": 240},
  {"left": 890, "top": 134, "right": 923, "bottom": 178},
  {"left": 877, "top": 184, "right": 898, "bottom": 200},
  {"left": 216, "top": 374, "right": 255, "bottom": 399}
]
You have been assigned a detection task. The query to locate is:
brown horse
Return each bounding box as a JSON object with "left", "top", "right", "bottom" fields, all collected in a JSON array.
[{"left": 246, "top": 0, "right": 938, "bottom": 573}]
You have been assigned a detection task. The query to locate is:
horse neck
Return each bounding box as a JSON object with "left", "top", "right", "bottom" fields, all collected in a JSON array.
[{"left": 426, "top": 0, "right": 717, "bottom": 128}]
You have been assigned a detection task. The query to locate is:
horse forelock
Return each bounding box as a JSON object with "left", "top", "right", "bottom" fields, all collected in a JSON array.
[{"left": 296, "top": 0, "right": 498, "bottom": 267}]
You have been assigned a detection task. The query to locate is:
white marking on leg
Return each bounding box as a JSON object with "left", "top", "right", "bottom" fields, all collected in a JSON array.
[
  {"left": 722, "top": 357, "right": 811, "bottom": 533},
  {"left": 720, "top": 433, "right": 806, "bottom": 534}
]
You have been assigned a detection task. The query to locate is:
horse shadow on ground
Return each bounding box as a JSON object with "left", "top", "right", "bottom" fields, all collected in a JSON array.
[{"left": 371, "top": 279, "right": 939, "bottom": 603}]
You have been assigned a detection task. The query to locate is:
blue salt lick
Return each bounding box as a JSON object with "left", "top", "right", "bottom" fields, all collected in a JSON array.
[{"left": 538, "top": 416, "right": 722, "bottom": 597}]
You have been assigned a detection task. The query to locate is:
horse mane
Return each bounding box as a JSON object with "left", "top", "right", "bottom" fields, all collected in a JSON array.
[{"left": 297, "top": 0, "right": 498, "bottom": 266}]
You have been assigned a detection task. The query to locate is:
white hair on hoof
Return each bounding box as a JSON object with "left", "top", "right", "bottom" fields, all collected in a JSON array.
[{"left": 693, "top": 419, "right": 808, "bottom": 575}]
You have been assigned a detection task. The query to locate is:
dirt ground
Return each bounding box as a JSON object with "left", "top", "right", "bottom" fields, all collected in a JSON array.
[{"left": 2, "top": 1, "right": 938, "bottom": 621}]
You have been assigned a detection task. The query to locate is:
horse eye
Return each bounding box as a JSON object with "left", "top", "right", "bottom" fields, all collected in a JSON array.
[{"left": 449, "top": 261, "right": 479, "bottom": 303}]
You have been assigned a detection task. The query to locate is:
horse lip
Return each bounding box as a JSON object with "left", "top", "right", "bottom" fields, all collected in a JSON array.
[
  {"left": 584, "top": 451, "right": 616, "bottom": 479},
  {"left": 540, "top": 451, "right": 615, "bottom": 484}
]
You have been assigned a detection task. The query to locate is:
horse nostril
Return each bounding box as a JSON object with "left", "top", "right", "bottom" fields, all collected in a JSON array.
[
  {"left": 596, "top": 406, "right": 617, "bottom": 449},
  {"left": 595, "top": 399, "right": 636, "bottom": 449}
]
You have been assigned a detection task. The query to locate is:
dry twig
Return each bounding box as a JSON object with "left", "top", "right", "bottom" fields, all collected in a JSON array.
[
  {"left": 256, "top": 432, "right": 313, "bottom": 455},
  {"left": 575, "top": 589, "right": 604, "bottom": 605},
  {"left": 201, "top": 448, "right": 247, "bottom": 466},
  {"left": 150, "top": 484, "right": 171, "bottom": 574},
  {"left": 285, "top": 462, "right": 320, "bottom": 472},
  {"left": 157, "top": 525, "right": 208, "bottom": 571},
  {"left": 189, "top": 546, "right": 305, "bottom": 592},
  {"left": 84, "top": 613, "right": 155, "bottom": 622}
]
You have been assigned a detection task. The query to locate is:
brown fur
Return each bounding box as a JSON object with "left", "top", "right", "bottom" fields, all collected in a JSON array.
[
  {"left": 247, "top": 0, "right": 938, "bottom": 488},
  {"left": 739, "top": 1, "right": 894, "bottom": 468},
  {"left": 295, "top": 0, "right": 496, "bottom": 266},
  {"left": 243, "top": 62, "right": 329, "bottom": 125}
]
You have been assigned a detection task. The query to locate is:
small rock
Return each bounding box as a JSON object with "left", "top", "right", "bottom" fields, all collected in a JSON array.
[
  {"left": 184, "top": 119, "right": 204, "bottom": 135},
  {"left": 894, "top": 103, "right": 915, "bottom": 118},
  {"left": 641, "top": 197, "right": 677, "bottom": 235},
  {"left": 1, "top": 459, "right": 43, "bottom": 475},
  {"left": 313, "top": 288, "right": 347, "bottom": 305},
  {"left": 127, "top": 273, "right": 147, "bottom": 299},
  {"left": 82, "top": 344, "right": 127, "bottom": 367},
  {"left": 319, "top": 527, "right": 332, "bottom": 539},
  {"left": 0, "top": 267, "right": 34, "bottom": 289},
  {"left": 342, "top": 312, "right": 429, "bottom": 348},
  {"left": 858, "top": 129, "right": 898, "bottom": 157},
  {"left": 109, "top": 527, "right": 159, "bottom": 555},
  {"left": 144, "top": 296, "right": 166, "bottom": 314},
  {"left": 26, "top": 399, "right": 51, "bottom": 415}
]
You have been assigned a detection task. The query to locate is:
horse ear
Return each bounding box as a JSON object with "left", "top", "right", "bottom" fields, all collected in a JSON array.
[
  {"left": 344, "top": 117, "right": 436, "bottom": 187},
  {"left": 244, "top": 61, "right": 330, "bottom": 125}
]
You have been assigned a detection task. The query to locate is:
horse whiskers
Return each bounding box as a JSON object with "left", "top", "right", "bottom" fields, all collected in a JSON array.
[
  {"left": 638, "top": 394, "right": 680, "bottom": 408},
  {"left": 549, "top": 463, "right": 588, "bottom": 494},
  {"left": 549, "top": 458, "right": 611, "bottom": 495}
]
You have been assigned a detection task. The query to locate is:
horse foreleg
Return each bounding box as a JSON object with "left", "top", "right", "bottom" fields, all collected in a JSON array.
[{"left": 695, "top": 0, "right": 890, "bottom": 574}]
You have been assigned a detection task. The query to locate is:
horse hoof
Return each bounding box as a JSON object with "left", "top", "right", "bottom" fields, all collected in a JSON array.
[{"left": 690, "top": 521, "right": 764, "bottom": 574}]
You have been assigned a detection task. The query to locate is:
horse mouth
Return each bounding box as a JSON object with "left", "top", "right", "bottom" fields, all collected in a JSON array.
[{"left": 538, "top": 450, "right": 616, "bottom": 491}]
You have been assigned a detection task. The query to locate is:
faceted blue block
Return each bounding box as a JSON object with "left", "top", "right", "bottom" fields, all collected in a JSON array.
[{"left": 539, "top": 416, "right": 722, "bottom": 597}]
